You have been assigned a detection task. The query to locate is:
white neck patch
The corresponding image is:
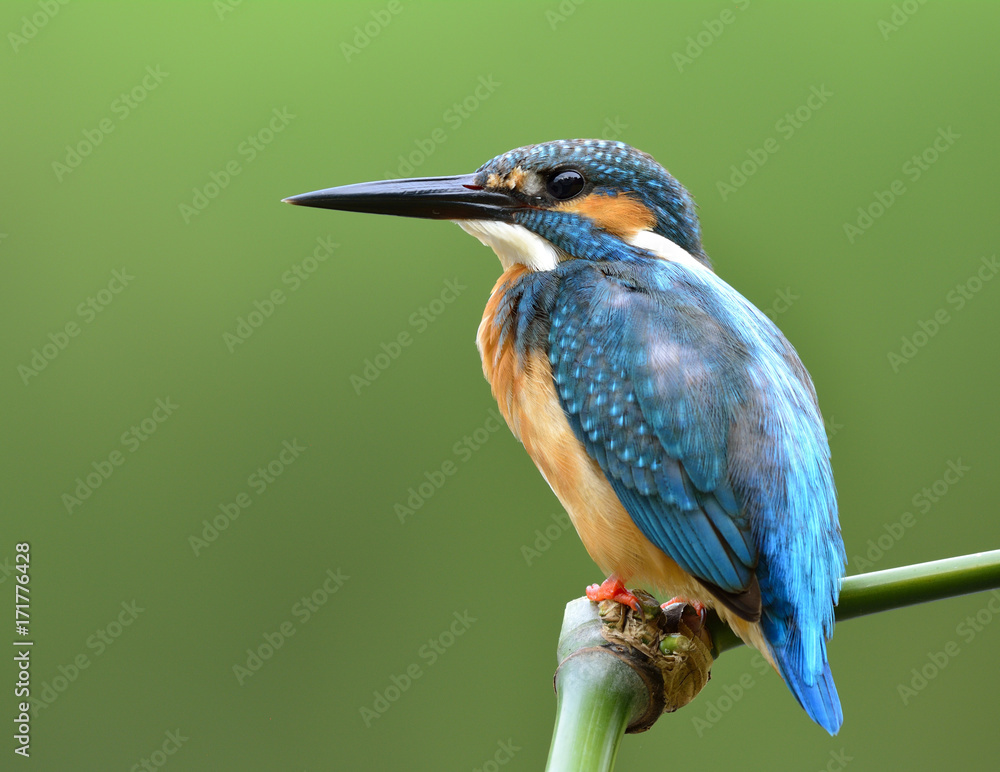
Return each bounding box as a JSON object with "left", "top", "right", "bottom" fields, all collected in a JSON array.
[
  {"left": 454, "top": 220, "right": 559, "bottom": 272},
  {"left": 626, "top": 229, "right": 711, "bottom": 274},
  {"left": 453, "top": 221, "right": 708, "bottom": 276}
]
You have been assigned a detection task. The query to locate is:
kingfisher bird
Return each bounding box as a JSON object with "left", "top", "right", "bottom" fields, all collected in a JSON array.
[{"left": 284, "top": 139, "right": 846, "bottom": 734}]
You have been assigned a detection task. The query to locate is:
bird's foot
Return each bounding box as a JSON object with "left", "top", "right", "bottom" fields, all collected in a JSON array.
[
  {"left": 586, "top": 576, "right": 641, "bottom": 612},
  {"left": 660, "top": 597, "right": 707, "bottom": 634}
]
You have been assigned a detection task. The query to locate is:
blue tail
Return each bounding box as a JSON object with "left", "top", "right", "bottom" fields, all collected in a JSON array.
[{"left": 772, "top": 645, "right": 843, "bottom": 735}]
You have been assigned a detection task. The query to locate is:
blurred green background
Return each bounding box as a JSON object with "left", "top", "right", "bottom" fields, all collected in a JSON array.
[{"left": 3, "top": 1, "right": 999, "bottom": 769}]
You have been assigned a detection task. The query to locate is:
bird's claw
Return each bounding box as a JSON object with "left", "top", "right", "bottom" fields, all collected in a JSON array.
[
  {"left": 586, "top": 576, "right": 641, "bottom": 611},
  {"left": 660, "top": 597, "right": 708, "bottom": 634}
]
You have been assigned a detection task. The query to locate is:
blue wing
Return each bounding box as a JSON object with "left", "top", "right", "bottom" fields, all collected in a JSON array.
[
  {"left": 549, "top": 259, "right": 760, "bottom": 608},
  {"left": 548, "top": 256, "right": 846, "bottom": 733}
]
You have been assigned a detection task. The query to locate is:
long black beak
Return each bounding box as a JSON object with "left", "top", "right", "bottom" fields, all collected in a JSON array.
[{"left": 282, "top": 174, "right": 519, "bottom": 221}]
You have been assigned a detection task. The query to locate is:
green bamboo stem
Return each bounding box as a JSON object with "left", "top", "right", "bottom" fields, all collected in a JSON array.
[
  {"left": 711, "top": 548, "right": 1000, "bottom": 653},
  {"left": 547, "top": 653, "right": 638, "bottom": 772},
  {"left": 546, "top": 599, "right": 647, "bottom": 772},
  {"left": 837, "top": 548, "right": 1000, "bottom": 619},
  {"left": 548, "top": 549, "right": 1000, "bottom": 772}
]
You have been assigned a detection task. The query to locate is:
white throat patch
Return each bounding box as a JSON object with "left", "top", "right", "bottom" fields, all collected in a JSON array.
[
  {"left": 454, "top": 220, "right": 559, "bottom": 272},
  {"left": 453, "top": 221, "right": 708, "bottom": 276},
  {"left": 626, "top": 230, "right": 710, "bottom": 274}
]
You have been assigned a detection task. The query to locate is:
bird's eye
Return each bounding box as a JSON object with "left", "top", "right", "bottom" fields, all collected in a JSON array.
[{"left": 546, "top": 169, "right": 586, "bottom": 200}]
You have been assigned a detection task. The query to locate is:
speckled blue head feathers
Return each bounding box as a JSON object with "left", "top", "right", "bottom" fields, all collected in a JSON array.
[{"left": 471, "top": 139, "right": 705, "bottom": 263}]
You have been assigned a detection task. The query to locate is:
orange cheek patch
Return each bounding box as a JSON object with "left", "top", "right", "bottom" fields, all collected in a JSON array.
[{"left": 556, "top": 192, "right": 656, "bottom": 238}]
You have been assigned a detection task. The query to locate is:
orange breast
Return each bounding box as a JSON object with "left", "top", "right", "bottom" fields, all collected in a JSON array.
[
  {"left": 475, "top": 267, "right": 772, "bottom": 660},
  {"left": 477, "top": 267, "right": 692, "bottom": 590}
]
